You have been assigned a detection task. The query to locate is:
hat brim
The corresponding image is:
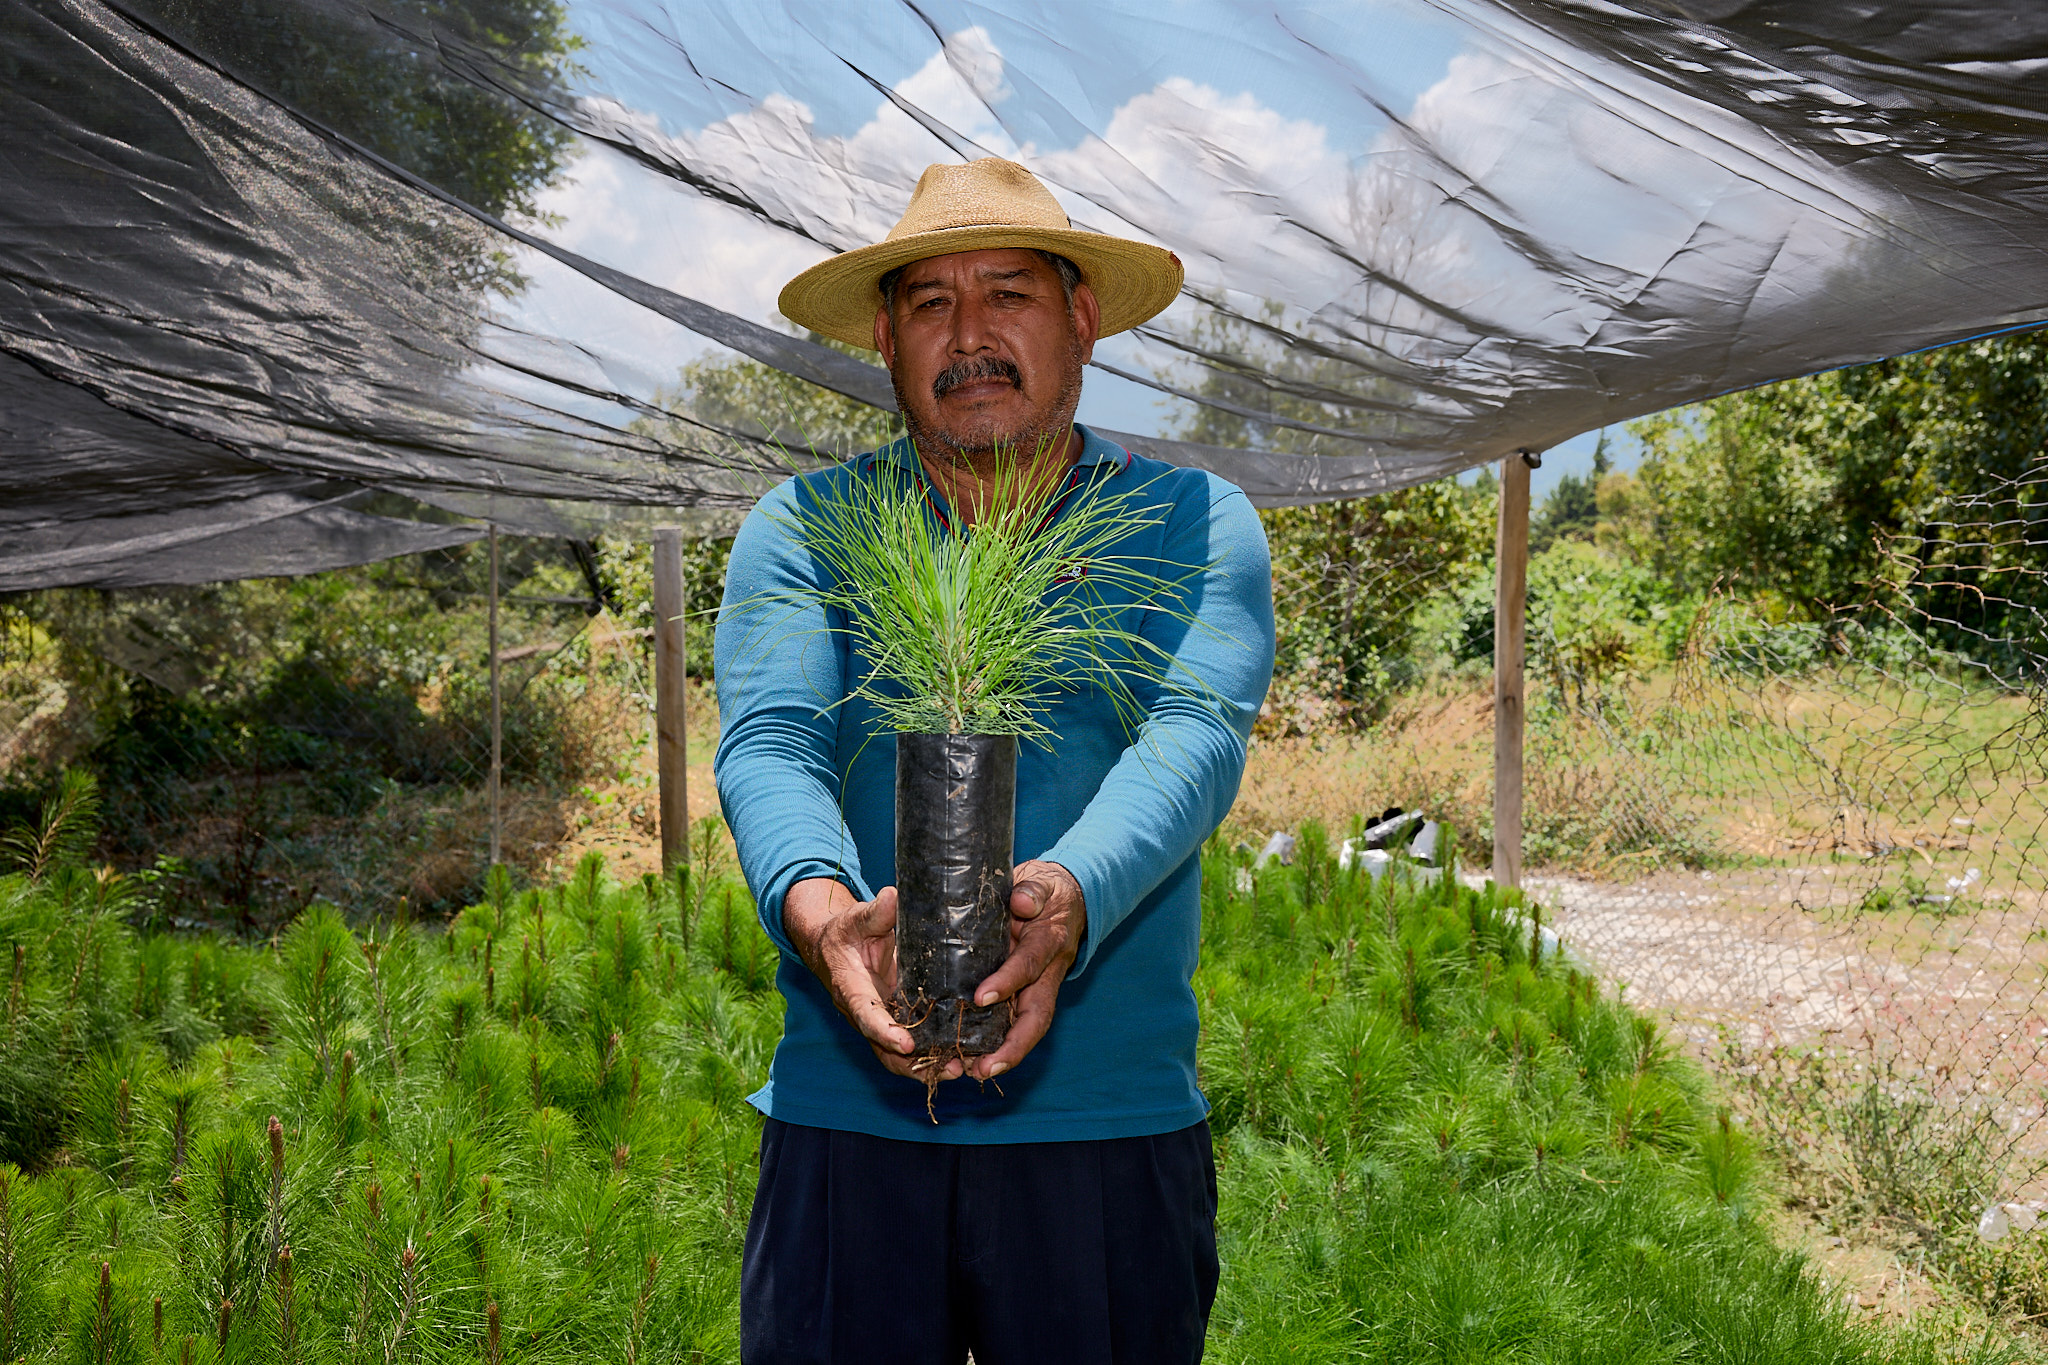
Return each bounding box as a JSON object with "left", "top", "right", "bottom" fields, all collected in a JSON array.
[{"left": 778, "top": 225, "right": 1183, "bottom": 351}]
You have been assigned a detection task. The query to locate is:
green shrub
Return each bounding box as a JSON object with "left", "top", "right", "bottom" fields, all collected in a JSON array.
[{"left": 0, "top": 803, "right": 1986, "bottom": 1362}]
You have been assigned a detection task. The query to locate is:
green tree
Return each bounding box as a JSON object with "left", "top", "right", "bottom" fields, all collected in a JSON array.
[
  {"left": 142, "top": 0, "right": 578, "bottom": 223},
  {"left": 1159, "top": 314, "right": 1493, "bottom": 722},
  {"left": 1531, "top": 434, "right": 1610, "bottom": 553},
  {"left": 605, "top": 341, "right": 904, "bottom": 678},
  {"left": 650, "top": 343, "right": 902, "bottom": 457},
  {"left": 1627, "top": 335, "right": 2048, "bottom": 623}
]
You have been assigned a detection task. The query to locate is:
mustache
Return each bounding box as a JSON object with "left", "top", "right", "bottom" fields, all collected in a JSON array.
[{"left": 931, "top": 355, "right": 1022, "bottom": 401}]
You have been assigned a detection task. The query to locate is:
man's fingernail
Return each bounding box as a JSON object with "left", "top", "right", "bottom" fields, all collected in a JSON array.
[{"left": 988, "top": 1062, "right": 1008, "bottom": 1077}]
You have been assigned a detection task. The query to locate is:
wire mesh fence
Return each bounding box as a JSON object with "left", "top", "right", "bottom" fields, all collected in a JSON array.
[
  {"left": 0, "top": 534, "right": 728, "bottom": 928},
  {"left": 1474, "top": 459, "right": 2048, "bottom": 1293}
]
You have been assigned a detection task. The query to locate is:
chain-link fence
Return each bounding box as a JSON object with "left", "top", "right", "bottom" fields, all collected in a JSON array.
[{"left": 1467, "top": 467, "right": 2048, "bottom": 1288}]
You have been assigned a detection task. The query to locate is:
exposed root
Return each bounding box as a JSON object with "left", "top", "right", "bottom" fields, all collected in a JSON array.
[
  {"left": 888, "top": 992, "right": 1015, "bottom": 1122},
  {"left": 890, "top": 991, "right": 937, "bottom": 1032}
]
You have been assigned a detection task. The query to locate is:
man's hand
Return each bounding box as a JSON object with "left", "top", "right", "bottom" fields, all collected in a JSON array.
[
  {"left": 783, "top": 878, "right": 964, "bottom": 1082},
  {"left": 966, "top": 860, "right": 1086, "bottom": 1081}
]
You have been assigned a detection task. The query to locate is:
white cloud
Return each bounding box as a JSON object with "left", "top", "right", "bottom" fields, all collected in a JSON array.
[
  {"left": 1036, "top": 77, "right": 1355, "bottom": 302},
  {"left": 498, "top": 27, "right": 1027, "bottom": 402},
  {"left": 564, "top": 27, "right": 1023, "bottom": 259},
  {"left": 480, "top": 11, "right": 1921, "bottom": 459}
]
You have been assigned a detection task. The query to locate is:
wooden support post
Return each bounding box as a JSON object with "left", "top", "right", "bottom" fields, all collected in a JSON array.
[
  {"left": 1493, "top": 450, "right": 1536, "bottom": 889},
  {"left": 652, "top": 528, "right": 690, "bottom": 873},
  {"left": 488, "top": 524, "right": 503, "bottom": 868}
]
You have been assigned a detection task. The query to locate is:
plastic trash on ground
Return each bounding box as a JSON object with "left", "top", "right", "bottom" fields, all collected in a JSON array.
[
  {"left": 1978, "top": 1200, "right": 2048, "bottom": 1243},
  {"left": 1254, "top": 831, "right": 1296, "bottom": 870},
  {"left": 1339, "top": 810, "right": 1444, "bottom": 883}
]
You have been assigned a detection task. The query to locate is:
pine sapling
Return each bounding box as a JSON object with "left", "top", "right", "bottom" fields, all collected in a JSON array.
[
  {"left": 92, "top": 1260, "right": 115, "bottom": 1364},
  {"left": 487, "top": 864, "right": 512, "bottom": 930},
  {"left": 272, "top": 1245, "right": 298, "bottom": 1364},
  {"left": 352, "top": 1179, "right": 382, "bottom": 1358},
  {"left": 1, "top": 1167, "right": 20, "bottom": 1360},
  {"left": 672, "top": 865, "right": 692, "bottom": 959},
  {"left": 385, "top": 1242, "right": 420, "bottom": 1364},
  {"left": 337, "top": 1050, "right": 356, "bottom": 1138},
  {"left": 265, "top": 1117, "right": 286, "bottom": 1273},
  {"left": 212, "top": 1145, "right": 237, "bottom": 1309},
  {"left": 626, "top": 1254, "right": 659, "bottom": 1365},
  {"left": 361, "top": 936, "right": 401, "bottom": 1076},
  {"left": 476, "top": 1175, "right": 493, "bottom": 1292}
]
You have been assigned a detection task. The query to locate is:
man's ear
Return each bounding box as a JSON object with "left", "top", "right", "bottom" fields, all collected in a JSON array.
[
  {"left": 874, "top": 307, "right": 896, "bottom": 369},
  {"left": 1070, "top": 283, "right": 1101, "bottom": 365}
]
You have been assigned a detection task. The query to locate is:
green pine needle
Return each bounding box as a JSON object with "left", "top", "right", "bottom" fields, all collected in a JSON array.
[{"left": 759, "top": 440, "right": 1205, "bottom": 739}]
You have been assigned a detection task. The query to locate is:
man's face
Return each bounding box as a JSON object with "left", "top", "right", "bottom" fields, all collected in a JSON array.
[{"left": 874, "top": 247, "right": 1100, "bottom": 463}]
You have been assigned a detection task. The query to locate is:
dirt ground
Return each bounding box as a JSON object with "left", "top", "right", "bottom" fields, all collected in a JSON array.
[
  {"left": 542, "top": 678, "right": 729, "bottom": 884},
  {"left": 1517, "top": 864, "right": 2048, "bottom": 1327}
]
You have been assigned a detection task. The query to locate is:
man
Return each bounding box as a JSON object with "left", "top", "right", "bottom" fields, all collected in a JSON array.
[{"left": 714, "top": 157, "right": 1275, "bottom": 1365}]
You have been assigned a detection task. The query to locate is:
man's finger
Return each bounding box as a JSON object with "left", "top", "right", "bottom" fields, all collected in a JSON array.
[
  {"left": 971, "top": 977, "right": 1057, "bottom": 1079},
  {"left": 840, "top": 980, "right": 915, "bottom": 1056},
  {"left": 1009, "top": 877, "right": 1052, "bottom": 919},
  {"left": 854, "top": 885, "right": 899, "bottom": 935},
  {"left": 972, "top": 928, "right": 1058, "bottom": 1007}
]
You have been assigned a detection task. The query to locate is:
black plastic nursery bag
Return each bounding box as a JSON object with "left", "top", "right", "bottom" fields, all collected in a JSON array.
[{"left": 894, "top": 732, "right": 1017, "bottom": 1057}]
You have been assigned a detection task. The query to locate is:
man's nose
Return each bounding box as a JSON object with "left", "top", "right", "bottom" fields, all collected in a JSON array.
[{"left": 947, "top": 292, "right": 999, "bottom": 356}]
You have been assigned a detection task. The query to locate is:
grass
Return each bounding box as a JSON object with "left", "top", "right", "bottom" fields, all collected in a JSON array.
[
  {"left": 1230, "top": 661, "right": 2046, "bottom": 882},
  {"left": 0, "top": 803, "right": 2014, "bottom": 1362}
]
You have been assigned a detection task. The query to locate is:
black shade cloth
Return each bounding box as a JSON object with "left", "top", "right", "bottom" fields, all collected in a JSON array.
[{"left": 3, "top": 0, "right": 2046, "bottom": 588}]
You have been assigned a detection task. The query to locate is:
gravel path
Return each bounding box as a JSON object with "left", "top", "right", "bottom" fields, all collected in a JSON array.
[{"left": 1518, "top": 868, "right": 2048, "bottom": 1117}]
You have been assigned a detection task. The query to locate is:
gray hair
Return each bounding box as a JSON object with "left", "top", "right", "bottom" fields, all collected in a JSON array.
[{"left": 877, "top": 249, "right": 1082, "bottom": 313}]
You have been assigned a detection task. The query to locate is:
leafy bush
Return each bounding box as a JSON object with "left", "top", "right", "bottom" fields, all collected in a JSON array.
[
  {"left": 1255, "top": 483, "right": 1494, "bottom": 730},
  {"left": 2, "top": 543, "right": 637, "bottom": 922},
  {"left": 1728, "top": 1045, "right": 2048, "bottom": 1318},
  {"left": 1452, "top": 541, "right": 1696, "bottom": 702}
]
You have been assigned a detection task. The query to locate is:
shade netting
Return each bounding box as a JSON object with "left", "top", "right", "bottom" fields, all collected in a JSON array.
[{"left": 4, "top": 0, "right": 2047, "bottom": 587}]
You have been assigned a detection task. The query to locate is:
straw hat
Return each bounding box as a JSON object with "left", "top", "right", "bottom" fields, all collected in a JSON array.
[{"left": 778, "top": 158, "right": 1183, "bottom": 351}]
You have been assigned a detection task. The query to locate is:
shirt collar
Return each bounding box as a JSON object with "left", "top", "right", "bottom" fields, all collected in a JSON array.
[{"left": 865, "top": 423, "right": 1128, "bottom": 475}]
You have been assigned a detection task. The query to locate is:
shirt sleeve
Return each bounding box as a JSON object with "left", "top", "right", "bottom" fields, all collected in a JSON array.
[
  {"left": 1041, "top": 476, "right": 1276, "bottom": 978},
  {"left": 712, "top": 478, "right": 874, "bottom": 957}
]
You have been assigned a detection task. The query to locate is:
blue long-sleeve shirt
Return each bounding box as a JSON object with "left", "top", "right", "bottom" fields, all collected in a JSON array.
[{"left": 713, "top": 425, "right": 1275, "bottom": 1143}]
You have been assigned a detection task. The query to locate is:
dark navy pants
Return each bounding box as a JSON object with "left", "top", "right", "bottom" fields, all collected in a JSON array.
[{"left": 741, "top": 1117, "right": 1219, "bottom": 1365}]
